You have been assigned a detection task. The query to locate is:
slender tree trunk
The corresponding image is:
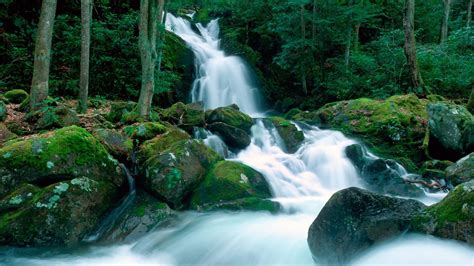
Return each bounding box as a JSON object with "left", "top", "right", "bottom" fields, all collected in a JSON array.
[
  {"left": 137, "top": 0, "right": 164, "bottom": 119},
  {"left": 78, "top": 0, "right": 92, "bottom": 114},
  {"left": 354, "top": 23, "right": 360, "bottom": 51},
  {"left": 467, "top": 0, "right": 472, "bottom": 28},
  {"left": 440, "top": 0, "right": 451, "bottom": 44},
  {"left": 467, "top": 87, "right": 474, "bottom": 114},
  {"left": 30, "top": 0, "right": 57, "bottom": 111},
  {"left": 344, "top": 1, "right": 354, "bottom": 71},
  {"left": 300, "top": 4, "right": 308, "bottom": 95},
  {"left": 403, "top": 0, "right": 424, "bottom": 90},
  {"left": 312, "top": 0, "right": 317, "bottom": 40}
]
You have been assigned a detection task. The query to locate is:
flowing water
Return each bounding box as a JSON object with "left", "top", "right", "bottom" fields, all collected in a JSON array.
[{"left": 1, "top": 14, "right": 473, "bottom": 266}]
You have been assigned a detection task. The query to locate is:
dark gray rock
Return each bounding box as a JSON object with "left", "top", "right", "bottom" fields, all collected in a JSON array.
[{"left": 208, "top": 122, "right": 251, "bottom": 150}]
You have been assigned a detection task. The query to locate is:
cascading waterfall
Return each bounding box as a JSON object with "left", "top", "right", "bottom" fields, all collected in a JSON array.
[
  {"left": 165, "top": 14, "right": 262, "bottom": 115},
  {"left": 2, "top": 14, "right": 473, "bottom": 266}
]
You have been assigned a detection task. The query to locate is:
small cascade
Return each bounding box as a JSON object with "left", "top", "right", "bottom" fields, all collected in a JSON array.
[{"left": 83, "top": 164, "right": 136, "bottom": 242}]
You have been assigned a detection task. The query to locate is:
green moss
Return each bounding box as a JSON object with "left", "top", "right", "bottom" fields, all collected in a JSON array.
[
  {"left": 427, "top": 182, "right": 474, "bottom": 224},
  {"left": 139, "top": 127, "right": 190, "bottom": 160},
  {"left": 206, "top": 106, "right": 253, "bottom": 132},
  {"left": 4, "top": 89, "right": 28, "bottom": 104},
  {"left": 0, "top": 101, "right": 6, "bottom": 122},
  {"left": 269, "top": 116, "right": 291, "bottom": 127},
  {"left": 123, "top": 122, "right": 167, "bottom": 141}
]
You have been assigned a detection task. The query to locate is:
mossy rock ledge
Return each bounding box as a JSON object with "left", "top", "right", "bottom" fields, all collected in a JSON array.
[
  {"left": 0, "top": 126, "right": 127, "bottom": 246},
  {"left": 267, "top": 117, "right": 304, "bottom": 153},
  {"left": 190, "top": 161, "right": 279, "bottom": 212}
]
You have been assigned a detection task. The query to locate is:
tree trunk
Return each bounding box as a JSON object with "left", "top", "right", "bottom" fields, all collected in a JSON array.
[
  {"left": 78, "top": 0, "right": 92, "bottom": 114},
  {"left": 30, "top": 0, "right": 57, "bottom": 111},
  {"left": 344, "top": 1, "right": 354, "bottom": 70},
  {"left": 300, "top": 4, "right": 308, "bottom": 95},
  {"left": 440, "top": 0, "right": 451, "bottom": 44},
  {"left": 467, "top": 0, "right": 472, "bottom": 28},
  {"left": 354, "top": 23, "right": 360, "bottom": 51},
  {"left": 467, "top": 87, "right": 474, "bottom": 114},
  {"left": 137, "top": 0, "right": 164, "bottom": 119},
  {"left": 312, "top": 0, "right": 317, "bottom": 40},
  {"left": 403, "top": 0, "right": 424, "bottom": 90}
]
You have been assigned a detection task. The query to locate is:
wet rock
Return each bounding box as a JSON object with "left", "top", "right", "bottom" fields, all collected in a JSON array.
[
  {"left": 190, "top": 161, "right": 278, "bottom": 212},
  {"left": 205, "top": 105, "right": 253, "bottom": 133},
  {"left": 160, "top": 102, "right": 205, "bottom": 130},
  {"left": 268, "top": 117, "right": 304, "bottom": 153},
  {"left": 139, "top": 139, "right": 222, "bottom": 209},
  {"left": 445, "top": 153, "right": 474, "bottom": 186},
  {"left": 428, "top": 103, "right": 474, "bottom": 160},
  {"left": 138, "top": 127, "right": 190, "bottom": 161},
  {"left": 307, "top": 187, "right": 426, "bottom": 264},
  {"left": 207, "top": 122, "right": 251, "bottom": 150},
  {"left": 123, "top": 122, "right": 167, "bottom": 142},
  {"left": 93, "top": 128, "right": 134, "bottom": 161}
]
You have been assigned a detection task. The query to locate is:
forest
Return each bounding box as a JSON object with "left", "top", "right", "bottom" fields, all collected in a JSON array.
[{"left": 0, "top": 0, "right": 473, "bottom": 265}]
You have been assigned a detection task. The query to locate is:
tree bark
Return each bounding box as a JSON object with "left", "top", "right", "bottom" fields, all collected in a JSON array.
[
  {"left": 30, "top": 0, "right": 57, "bottom": 111},
  {"left": 403, "top": 0, "right": 424, "bottom": 90},
  {"left": 467, "top": 0, "right": 472, "bottom": 28},
  {"left": 300, "top": 3, "right": 308, "bottom": 95},
  {"left": 467, "top": 87, "right": 474, "bottom": 114},
  {"left": 78, "top": 0, "right": 92, "bottom": 114},
  {"left": 440, "top": 0, "right": 451, "bottom": 44},
  {"left": 137, "top": 0, "right": 164, "bottom": 119},
  {"left": 344, "top": 0, "right": 354, "bottom": 70},
  {"left": 354, "top": 23, "right": 360, "bottom": 51}
]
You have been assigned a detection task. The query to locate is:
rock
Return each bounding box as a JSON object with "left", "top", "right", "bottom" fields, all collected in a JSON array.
[
  {"left": 138, "top": 127, "right": 190, "bottom": 162},
  {"left": 0, "top": 123, "right": 16, "bottom": 145},
  {"left": 100, "top": 190, "right": 175, "bottom": 243},
  {"left": 428, "top": 103, "right": 474, "bottom": 160},
  {"left": 268, "top": 117, "right": 304, "bottom": 153},
  {"left": 139, "top": 139, "right": 222, "bottom": 209},
  {"left": 345, "top": 144, "right": 424, "bottom": 197},
  {"left": 123, "top": 122, "right": 167, "bottom": 141},
  {"left": 307, "top": 187, "right": 426, "bottom": 264},
  {"left": 106, "top": 101, "right": 136, "bottom": 123},
  {"left": 0, "top": 101, "right": 6, "bottom": 122},
  {"left": 35, "top": 105, "right": 80, "bottom": 130},
  {"left": 292, "top": 94, "right": 432, "bottom": 168},
  {"left": 4, "top": 89, "right": 28, "bottom": 104},
  {"left": 0, "top": 126, "right": 126, "bottom": 198},
  {"left": 160, "top": 102, "right": 205, "bottom": 130},
  {"left": 205, "top": 105, "right": 253, "bottom": 133},
  {"left": 190, "top": 161, "right": 278, "bottom": 212},
  {"left": 445, "top": 153, "right": 474, "bottom": 186},
  {"left": 208, "top": 122, "right": 251, "bottom": 150},
  {"left": 411, "top": 180, "right": 474, "bottom": 244},
  {"left": 93, "top": 128, "right": 134, "bottom": 161}
]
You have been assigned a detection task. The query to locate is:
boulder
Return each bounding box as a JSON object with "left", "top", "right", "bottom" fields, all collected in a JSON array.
[
  {"left": 160, "top": 102, "right": 205, "bottom": 130},
  {"left": 93, "top": 128, "right": 134, "bottom": 161},
  {"left": 208, "top": 122, "right": 251, "bottom": 150},
  {"left": 205, "top": 105, "right": 253, "bottom": 133},
  {"left": 190, "top": 161, "right": 278, "bottom": 212},
  {"left": 0, "top": 101, "right": 6, "bottom": 122},
  {"left": 428, "top": 103, "right": 473, "bottom": 160},
  {"left": 0, "top": 126, "right": 127, "bottom": 246},
  {"left": 34, "top": 105, "right": 80, "bottom": 130},
  {"left": 123, "top": 122, "right": 167, "bottom": 141},
  {"left": 100, "top": 190, "right": 175, "bottom": 243},
  {"left": 106, "top": 101, "right": 137, "bottom": 123},
  {"left": 0, "top": 123, "right": 16, "bottom": 145},
  {"left": 345, "top": 144, "right": 424, "bottom": 197},
  {"left": 0, "top": 126, "right": 126, "bottom": 198},
  {"left": 268, "top": 117, "right": 304, "bottom": 153},
  {"left": 411, "top": 180, "right": 474, "bottom": 244},
  {"left": 138, "top": 127, "right": 190, "bottom": 161},
  {"left": 291, "top": 94, "right": 432, "bottom": 169},
  {"left": 139, "top": 139, "right": 222, "bottom": 209},
  {"left": 445, "top": 153, "right": 474, "bottom": 186},
  {"left": 4, "top": 89, "right": 28, "bottom": 104},
  {"left": 307, "top": 187, "right": 426, "bottom": 264}
]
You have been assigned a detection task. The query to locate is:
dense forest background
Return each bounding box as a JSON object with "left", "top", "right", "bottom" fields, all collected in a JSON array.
[{"left": 1, "top": 0, "right": 472, "bottom": 112}]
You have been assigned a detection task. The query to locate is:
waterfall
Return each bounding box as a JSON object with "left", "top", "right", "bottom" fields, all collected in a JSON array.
[{"left": 166, "top": 14, "right": 262, "bottom": 115}]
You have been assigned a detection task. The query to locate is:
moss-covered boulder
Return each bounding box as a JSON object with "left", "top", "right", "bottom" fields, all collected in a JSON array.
[
  {"left": 100, "top": 190, "right": 175, "bottom": 243},
  {"left": 138, "top": 127, "right": 191, "bottom": 161},
  {"left": 106, "top": 101, "right": 137, "bottom": 123},
  {"left": 291, "top": 94, "right": 431, "bottom": 169},
  {"left": 0, "top": 126, "right": 126, "bottom": 198},
  {"left": 208, "top": 122, "right": 251, "bottom": 150},
  {"left": 160, "top": 102, "right": 205, "bottom": 130},
  {"left": 445, "top": 153, "right": 474, "bottom": 186},
  {"left": 0, "top": 101, "right": 6, "bottom": 122},
  {"left": 427, "top": 103, "right": 473, "bottom": 160},
  {"left": 411, "top": 180, "right": 474, "bottom": 244},
  {"left": 0, "top": 177, "right": 123, "bottom": 247},
  {"left": 93, "top": 128, "right": 134, "bottom": 161},
  {"left": 205, "top": 105, "right": 253, "bottom": 133},
  {"left": 4, "top": 89, "right": 28, "bottom": 104},
  {"left": 123, "top": 122, "right": 167, "bottom": 141},
  {"left": 139, "top": 139, "right": 222, "bottom": 209},
  {"left": 268, "top": 117, "right": 304, "bottom": 153},
  {"left": 190, "top": 161, "right": 278, "bottom": 212},
  {"left": 0, "top": 123, "right": 16, "bottom": 145},
  {"left": 34, "top": 105, "right": 80, "bottom": 130}
]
